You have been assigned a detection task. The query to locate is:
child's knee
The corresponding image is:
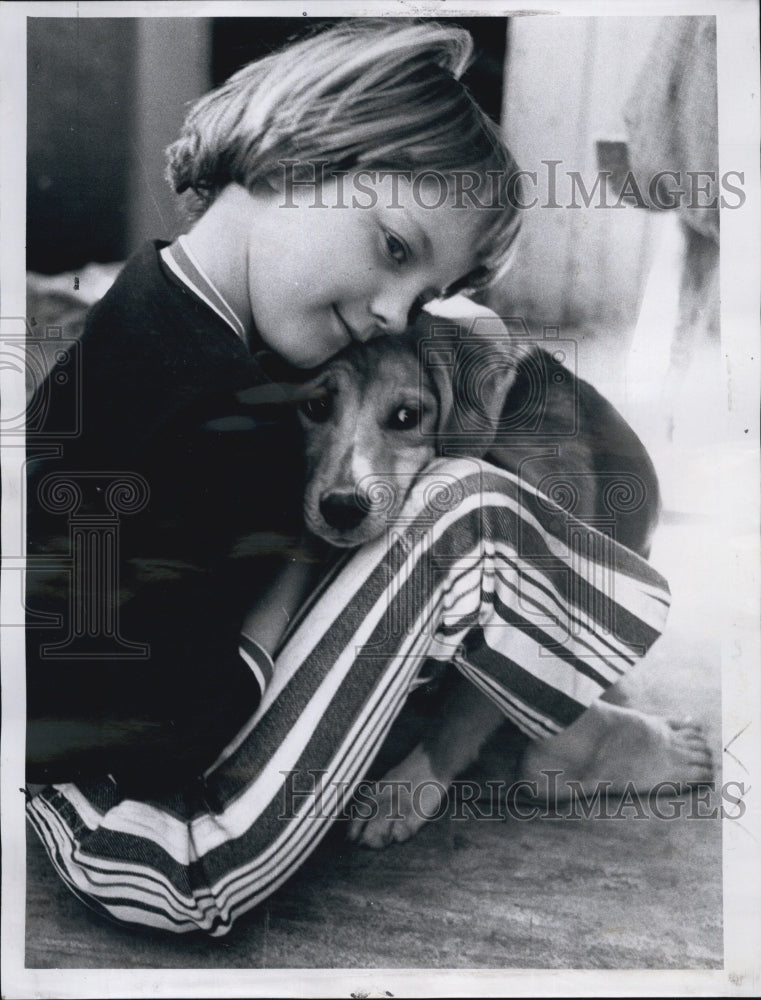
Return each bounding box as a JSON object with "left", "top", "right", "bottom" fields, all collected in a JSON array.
[{"left": 402, "top": 455, "right": 518, "bottom": 523}]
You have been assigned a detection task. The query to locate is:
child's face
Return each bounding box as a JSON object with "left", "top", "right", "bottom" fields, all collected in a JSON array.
[{"left": 246, "top": 172, "right": 487, "bottom": 368}]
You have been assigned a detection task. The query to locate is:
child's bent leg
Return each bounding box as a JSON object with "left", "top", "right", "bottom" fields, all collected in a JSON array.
[{"left": 26, "top": 457, "right": 680, "bottom": 935}]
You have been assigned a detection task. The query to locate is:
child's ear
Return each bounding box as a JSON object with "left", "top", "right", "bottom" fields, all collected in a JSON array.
[{"left": 411, "top": 309, "right": 525, "bottom": 457}]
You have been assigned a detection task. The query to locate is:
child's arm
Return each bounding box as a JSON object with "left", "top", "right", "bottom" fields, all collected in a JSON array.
[{"left": 240, "top": 550, "right": 321, "bottom": 659}]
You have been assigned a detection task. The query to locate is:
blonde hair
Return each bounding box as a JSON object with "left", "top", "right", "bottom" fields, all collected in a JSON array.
[{"left": 167, "top": 19, "right": 521, "bottom": 291}]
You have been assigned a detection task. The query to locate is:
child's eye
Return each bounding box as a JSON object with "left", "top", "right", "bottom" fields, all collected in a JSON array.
[
  {"left": 299, "top": 393, "right": 333, "bottom": 423},
  {"left": 384, "top": 232, "right": 408, "bottom": 266},
  {"left": 387, "top": 406, "right": 421, "bottom": 431}
]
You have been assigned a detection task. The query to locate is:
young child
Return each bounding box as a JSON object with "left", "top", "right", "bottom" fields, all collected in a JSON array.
[{"left": 26, "top": 19, "right": 709, "bottom": 935}]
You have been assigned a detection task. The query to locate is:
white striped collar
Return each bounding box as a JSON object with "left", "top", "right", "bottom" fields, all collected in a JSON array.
[{"left": 160, "top": 236, "right": 248, "bottom": 344}]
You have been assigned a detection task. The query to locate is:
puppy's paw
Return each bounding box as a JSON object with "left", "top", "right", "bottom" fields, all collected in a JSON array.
[{"left": 346, "top": 744, "right": 450, "bottom": 849}]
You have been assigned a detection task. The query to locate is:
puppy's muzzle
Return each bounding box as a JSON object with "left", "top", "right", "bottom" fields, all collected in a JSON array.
[{"left": 319, "top": 491, "right": 368, "bottom": 531}]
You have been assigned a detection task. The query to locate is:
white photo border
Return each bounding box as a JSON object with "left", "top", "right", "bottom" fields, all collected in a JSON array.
[{"left": 2, "top": 0, "right": 759, "bottom": 996}]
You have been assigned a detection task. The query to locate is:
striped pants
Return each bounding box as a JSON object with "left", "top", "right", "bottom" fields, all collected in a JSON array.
[{"left": 27, "top": 458, "right": 670, "bottom": 935}]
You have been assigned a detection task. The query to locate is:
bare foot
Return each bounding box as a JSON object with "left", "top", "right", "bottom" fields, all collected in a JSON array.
[
  {"left": 346, "top": 744, "right": 448, "bottom": 849},
  {"left": 517, "top": 700, "right": 713, "bottom": 800},
  {"left": 346, "top": 697, "right": 714, "bottom": 848}
]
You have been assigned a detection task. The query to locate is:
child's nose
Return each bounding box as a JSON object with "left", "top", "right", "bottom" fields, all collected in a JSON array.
[{"left": 370, "top": 286, "right": 419, "bottom": 336}]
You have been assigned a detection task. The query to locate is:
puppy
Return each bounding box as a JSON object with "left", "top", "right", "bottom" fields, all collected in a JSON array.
[
  {"left": 300, "top": 311, "right": 659, "bottom": 553},
  {"left": 298, "top": 309, "right": 661, "bottom": 848}
]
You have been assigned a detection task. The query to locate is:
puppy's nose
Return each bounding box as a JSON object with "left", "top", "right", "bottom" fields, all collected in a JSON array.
[{"left": 319, "top": 492, "right": 367, "bottom": 531}]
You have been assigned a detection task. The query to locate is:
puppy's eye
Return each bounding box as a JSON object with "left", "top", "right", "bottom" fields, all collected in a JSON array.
[
  {"left": 388, "top": 406, "right": 421, "bottom": 431},
  {"left": 299, "top": 393, "right": 333, "bottom": 423}
]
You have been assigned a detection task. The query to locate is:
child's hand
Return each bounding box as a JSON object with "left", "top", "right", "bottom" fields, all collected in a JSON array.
[{"left": 240, "top": 541, "right": 323, "bottom": 658}]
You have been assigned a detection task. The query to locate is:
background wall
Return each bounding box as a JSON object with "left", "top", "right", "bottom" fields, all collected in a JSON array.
[
  {"left": 494, "top": 16, "right": 663, "bottom": 332},
  {"left": 27, "top": 18, "right": 137, "bottom": 272},
  {"left": 27, "top": 17, "right": 212, "bottom": 273},
  {"left": 127, "top": 19, "right": 212, "bottom": 255}
]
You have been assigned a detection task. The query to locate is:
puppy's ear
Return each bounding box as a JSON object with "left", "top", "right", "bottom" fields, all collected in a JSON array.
[{"left": 411, "top": 309, "right": 526, "bottom": 457}]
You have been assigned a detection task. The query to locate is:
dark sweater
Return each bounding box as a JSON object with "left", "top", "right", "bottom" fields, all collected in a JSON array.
[{"left": 26, "top": 241, "right": 308, "bottom": 789}]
